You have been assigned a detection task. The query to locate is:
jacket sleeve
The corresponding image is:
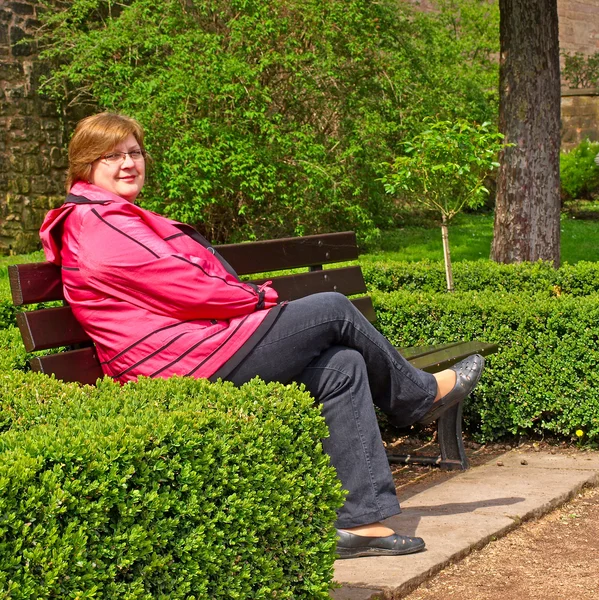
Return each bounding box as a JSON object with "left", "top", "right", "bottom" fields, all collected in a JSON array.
[{"left": 77, "top": 207, "right": 278, "bottom": 320}]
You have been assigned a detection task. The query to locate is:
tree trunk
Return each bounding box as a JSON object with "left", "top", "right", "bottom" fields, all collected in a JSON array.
[
  {"left": 441, "top": 214, "right": 454, "bottom": 292},
  {"left": 491, "top": 0, "right": 561, "bottom": 267}
]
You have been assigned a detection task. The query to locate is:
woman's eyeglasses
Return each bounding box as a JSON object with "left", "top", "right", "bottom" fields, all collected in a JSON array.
[{"left": 99, "top": 150, "right": 146, "bottom": 164}]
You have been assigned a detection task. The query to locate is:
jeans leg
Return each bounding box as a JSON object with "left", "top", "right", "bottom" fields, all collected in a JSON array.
[
  {"left": 227, "top": 292, "right": 437, "bottom": 426},
  {"left": 295, "top": 346, "right": 401, "bottom": 528},
  {"left": 224, "top": 292, "right": 440, "bottom": 527}
]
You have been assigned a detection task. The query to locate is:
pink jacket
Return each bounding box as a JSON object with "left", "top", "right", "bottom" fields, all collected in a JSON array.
[{"left": 40, "top": 182, "right": 281, "bottom": 383}]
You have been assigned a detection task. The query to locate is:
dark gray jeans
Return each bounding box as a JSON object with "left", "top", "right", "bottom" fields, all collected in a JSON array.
[{"left": 225, "top": 292, "right": 437, "bottom": 528}]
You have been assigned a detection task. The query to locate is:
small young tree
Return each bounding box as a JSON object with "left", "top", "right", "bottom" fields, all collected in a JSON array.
[{"left": 382, "top": 120, "right": 504, "bottom": 291}]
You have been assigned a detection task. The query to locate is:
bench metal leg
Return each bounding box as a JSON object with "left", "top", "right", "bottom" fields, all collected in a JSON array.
[
  {"left": 386, "top": 401, "right": 469, "bottom": 471},
  {"left": 437, "top": 401, "right": 469, "bottom": 470}
]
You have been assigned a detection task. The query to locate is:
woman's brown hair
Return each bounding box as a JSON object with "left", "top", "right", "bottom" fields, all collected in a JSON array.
[{"left": 66, "top": 112, "right": 145, "bottom": 192}]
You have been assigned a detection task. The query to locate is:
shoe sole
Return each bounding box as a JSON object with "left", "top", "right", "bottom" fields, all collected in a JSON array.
[{"left": 336, "top": 540, "right": 426, "bottom": 559}]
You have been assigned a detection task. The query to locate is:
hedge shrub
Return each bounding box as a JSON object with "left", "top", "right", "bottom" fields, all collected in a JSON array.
[
  {"left": 361, "top": 258, "right": 599, "bottom": 296},
  {"left": 373, "top": 289, "right": 599, "bottom": 444},
  {"left": 0, "top": 373, "right": 343, "bottom": 599},
  {"left": 0, "top": 327, "right": 29, "bottom": 372},
  {"left": 0, "top": 300, "right": 15, "bottom": 330}
]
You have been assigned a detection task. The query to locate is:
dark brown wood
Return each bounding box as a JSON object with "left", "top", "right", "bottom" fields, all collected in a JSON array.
[
  {"left": 30, "top": 347, "right": 103, "bottom": 386},
  {"left": 405, "top": 341, "right": 498, "bottom": 373},
  {"left": 350, "top": 297, "right": 377, "bottom": 323},
  {"left": 7, "top": 232, "right": 361, "bottom": 305},
  {"left": 216, "top": 231, "right": 358, "bottom": 275},
  {"left": 251, "top": 266, "right": 367, "bottom": 302},
  {"left": 8, "top": 263, "right": 64, "bottom": 306},
  {"left": 16, "top": 306, "right": 90, "bottom": 352},
  {"left": 398, "top": 341, "right": 465, "bottom": 361}
]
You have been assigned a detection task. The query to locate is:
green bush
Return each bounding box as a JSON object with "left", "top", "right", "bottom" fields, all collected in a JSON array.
[
  {"left": 560, "top": 139, "right": 599, "bottom": 202},
  {"left": 0, "top": 373, "right": 343, "bottom": 598},
  {"left": 36, "top": 0, "right": 498, "bottom": 243},
  {"left": 0, "top": 327, "right": 29, "bottom": 372},
  {"left": 561, "top": 51, "right": 599, "bottom": 89},
  {"left": 372, "top": 289, "right": 599, "bottom": 443},
  {"left": 0, "top": 301, "right": 16, "bottom": 330},
  {"left": 361, "top": 258, "right": 599, "bottom": 296}
]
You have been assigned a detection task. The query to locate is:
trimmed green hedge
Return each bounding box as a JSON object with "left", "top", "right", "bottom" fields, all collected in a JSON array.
[
  {"left": 0, "top": 300, "right": 16, "bottom": 331},
  {"left": 0, "top": 372, "right": 343, "bottom": 598},
  {"left": 3, "top": 255, "right": 599, "bottom": 597},
  {"left": 373, "top": 289, "right": 599, "bottom": 443},
  {"left": 361, "top": 259, "right": 599, "bottom": 296},
  {"left": 0, "top": 327, "right": 29, "bottom": 372}
]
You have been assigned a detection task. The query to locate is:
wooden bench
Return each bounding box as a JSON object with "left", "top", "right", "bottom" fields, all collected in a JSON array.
[{"left": 8, "top": 231, "right": 497, "bottom": 471}]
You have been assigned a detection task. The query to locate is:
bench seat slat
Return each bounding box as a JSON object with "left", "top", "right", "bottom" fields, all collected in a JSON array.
[
  {"left": 217, "top": 231, "right": 358, "bottom": 275},
  {"left": 398, "top": 341, "right": 470, "bottom": 361},
  {"left": 405, "top": 341, "right": 498, "bottom": 373},
  {"left": 16, "top": 306, "right": 90, "bottom": 352}
]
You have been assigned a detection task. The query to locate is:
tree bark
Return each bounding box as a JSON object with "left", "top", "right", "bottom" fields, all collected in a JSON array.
[
  {"left": 491, "top": 0, "right": 561, "bottom": 267},
  {"left": 441, "top": 214, "right": 454, "bottom": 292}
]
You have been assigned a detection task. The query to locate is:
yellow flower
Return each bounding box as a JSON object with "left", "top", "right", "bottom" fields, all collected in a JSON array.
[{"left": 575, "top": 429, "right": 584, "bottom": 438}]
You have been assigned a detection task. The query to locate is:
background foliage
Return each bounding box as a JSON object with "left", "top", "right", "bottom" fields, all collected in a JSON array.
[
  {"left": 37, "top": 0, "right": 499, "bottom": 243},
  {"left": 383, "top": 120, "right": 503, "bottom": 221},
  {"left": 561, "top": 50, "right": 599, "bottom": 89},
  {"left": 560, "top": 139, "right": 599, "bottom": 202},
  {"left": 382, "top": 118, "right": 503, "bottom": 290}
]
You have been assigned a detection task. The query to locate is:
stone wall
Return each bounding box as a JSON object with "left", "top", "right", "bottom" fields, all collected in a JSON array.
[
  {"left": 0, "top": 0, "right": 65, "bottom": 255},
  {"left": 558, "top": 0, "right": 599, "bottom": 55},
  {"left": 561, "top": 90, "right": 599, "bottom": 150}
]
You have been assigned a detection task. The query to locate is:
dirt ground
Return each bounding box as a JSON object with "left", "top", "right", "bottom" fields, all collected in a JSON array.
[
  {"left": 402, "top": 484, "right": 599, "bottom": 600},
  {"left": 381, "top": 427, "right": 599, "bottom": 600}
]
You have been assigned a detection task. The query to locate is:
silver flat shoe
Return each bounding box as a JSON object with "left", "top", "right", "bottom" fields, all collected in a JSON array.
[
  {"left": 418, "top": 354, "right": 485, "bottom": 425},
  {"left": 336, "top": 529, "right": 426, "bottom": 559}
]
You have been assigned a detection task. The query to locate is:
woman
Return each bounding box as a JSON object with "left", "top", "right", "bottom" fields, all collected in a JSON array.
[{"left": 40, "top": 113, "right": 485, "bottom": 559}]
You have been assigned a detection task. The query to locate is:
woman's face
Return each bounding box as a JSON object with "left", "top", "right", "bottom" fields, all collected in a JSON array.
[{"left": 89, "top": 133, "right": 145, "bottom": 202}]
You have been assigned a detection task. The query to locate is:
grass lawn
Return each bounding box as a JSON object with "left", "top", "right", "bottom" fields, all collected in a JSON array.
[{"left": 365, "top": 211, "right": 599, "bottom": 265}]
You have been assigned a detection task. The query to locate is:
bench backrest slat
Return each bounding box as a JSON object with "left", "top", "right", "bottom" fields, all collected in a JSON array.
[
  {"left": 16, "top": 266, "right": 373, "bottom": 353},
  {"left": 30, "top": 348, "right": 103, "bottom": 385},
  {"left": 217, "top": 231, "right": 358, "bottom": 275},
  {"left": 256, "top": 266, "right": 367, "bottom": 301},
  {"left": 16, "top": 307, "right": 90, "bottom": 352},
  {"left": 9, "top": 262, "right": 64, "bottom": 306},
  {"left": 7, "top": 232, "right": 360, "bottom": 306},
  {"left": 26, "top": 298, "right": 374, "bottom": 382},
  {"left": 349, "top": 296, "right": 377, "bottom": 323}
]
